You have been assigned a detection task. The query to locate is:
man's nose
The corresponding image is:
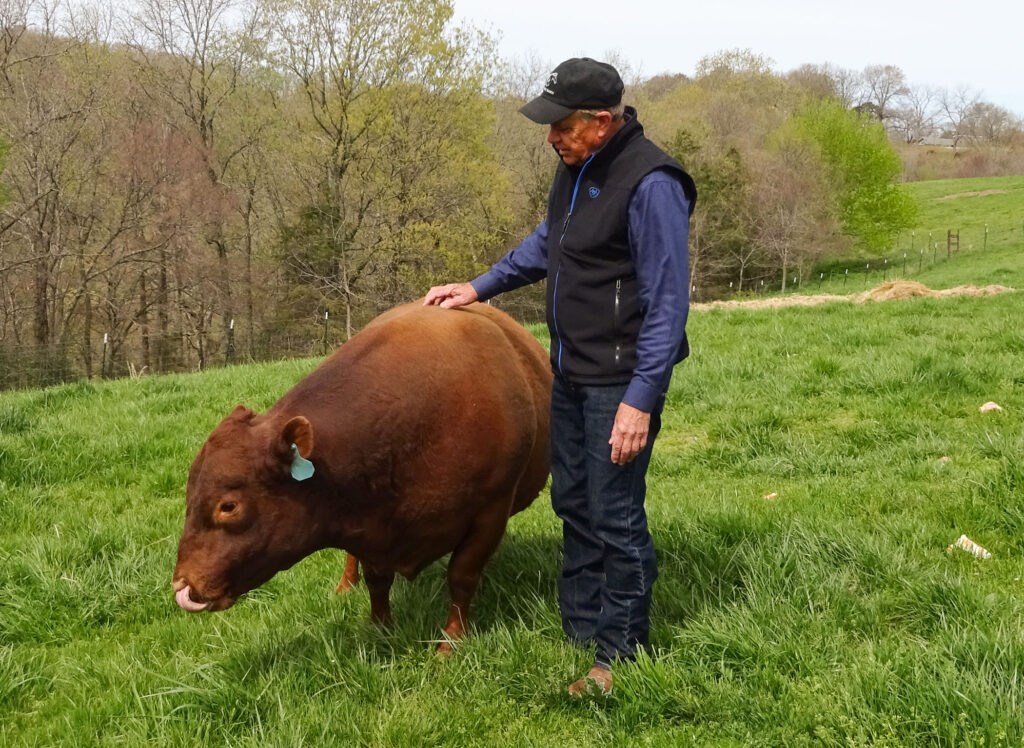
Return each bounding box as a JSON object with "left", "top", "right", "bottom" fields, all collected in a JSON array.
[{"left": 547, "top": 127, "right": 559, "bottom": 144}]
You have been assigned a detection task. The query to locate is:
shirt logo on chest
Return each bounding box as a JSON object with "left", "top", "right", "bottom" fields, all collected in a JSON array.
[{"left": 588, "top": 187, "right": 600, "bottom": 198}]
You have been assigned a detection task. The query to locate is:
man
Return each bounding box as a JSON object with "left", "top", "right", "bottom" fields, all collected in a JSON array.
[{"left": 424, "top": 57, "right": 696, "bottom": 696}]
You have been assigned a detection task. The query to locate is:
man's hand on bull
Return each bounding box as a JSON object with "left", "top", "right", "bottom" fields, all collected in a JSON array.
[
  {"left": 423, "top": 282, "right": 479, "bottom": 309},
  {"left": 609, "top": 402, "right": 651, "bottom": 466}
]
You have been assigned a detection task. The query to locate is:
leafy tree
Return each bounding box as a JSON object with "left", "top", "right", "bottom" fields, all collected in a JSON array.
[
  {"left": 695, "top": 48, "right": 773, "bottom": 81},
  {"left": 791, "top": 99, "right": 917, "bottom": 251},
  {"left": 666, "top": 129, "right": 757, "bottom": 291},
  {"left": 266, "top": 0, "right": 500, "bottom": 337}
]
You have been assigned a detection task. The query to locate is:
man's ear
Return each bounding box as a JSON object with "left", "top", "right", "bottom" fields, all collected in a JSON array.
[{"left": 282, "top": 416, "right": 314, "bottom": 458}]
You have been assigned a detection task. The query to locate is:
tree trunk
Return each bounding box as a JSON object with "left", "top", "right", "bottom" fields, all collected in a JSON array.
[
  {"left": 139, "top": 271, "right": 151, "bottom": 372},
  {"left": 244, "top": 194, "right": 255, "bottom": 358},
  {"left": 33, "top": 254, "right": 50, "bottom": 345},
  {"left": 157, "top": 247, "right": 169, "bottom": 371},
  {"left": 82, "top": 277, "right": 93, "bottom": 378}
]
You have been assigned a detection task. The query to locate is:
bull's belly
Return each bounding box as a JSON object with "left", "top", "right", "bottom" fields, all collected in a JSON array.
[
  {"left": 341, "top": 512, "right": 507, "bottom": 580},
  {"left": 353, "top": 537, "right": 463, "bottom": 579}
]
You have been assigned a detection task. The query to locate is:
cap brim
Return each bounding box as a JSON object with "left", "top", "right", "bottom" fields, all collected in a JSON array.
[{"left": 519, "top": 96, "right": 575, "bottom": 124}]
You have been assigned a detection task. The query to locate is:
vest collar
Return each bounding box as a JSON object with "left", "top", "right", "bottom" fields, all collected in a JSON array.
[{"left": 563, "top": 106, "right": 643, "bottom": 175}]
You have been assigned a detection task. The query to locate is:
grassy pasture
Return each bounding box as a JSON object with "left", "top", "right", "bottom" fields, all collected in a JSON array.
[
  {"left": 809, "top": 175, "right": 1024, "bottom": 295},
  {"left": 3, "top": 177, "right": 1024, "bottom": 745}
]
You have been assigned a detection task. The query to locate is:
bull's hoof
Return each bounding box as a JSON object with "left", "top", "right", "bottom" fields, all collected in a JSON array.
[{"left": 436, "top": 640, "right": 454, "bottom": 657}]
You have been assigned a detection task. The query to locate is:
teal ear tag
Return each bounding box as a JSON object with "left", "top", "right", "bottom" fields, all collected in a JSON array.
[{"left": 290, "top": 443, "right": 315, "bottom": 481}]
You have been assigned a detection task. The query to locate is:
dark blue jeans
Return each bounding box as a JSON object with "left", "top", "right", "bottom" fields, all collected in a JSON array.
[{"left": 550, "top": 374, "right": 663, "bottom": 669}]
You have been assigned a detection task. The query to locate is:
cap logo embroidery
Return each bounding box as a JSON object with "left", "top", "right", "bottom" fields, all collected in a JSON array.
[
  {"left": 589, "top": 187, "right": 600, "bottom": 198},
  {"left": 543, "top": 71, "right": 558, "bottom": 95}
]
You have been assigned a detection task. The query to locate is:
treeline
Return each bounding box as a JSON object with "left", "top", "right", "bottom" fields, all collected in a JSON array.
[
  {"left": 0, "top": 2, "right": 1019, "bottom": 386},
  {"left": 785, "top": 61, "right": 1024, "bottom": 180}
]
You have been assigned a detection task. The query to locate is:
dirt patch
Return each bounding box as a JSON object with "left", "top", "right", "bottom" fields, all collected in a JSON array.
[
  {"left": 935, "top": 189, "right": 1008, "bottom": 200},
  {"left": 693, "top": 280, "right": 1014, "bottom": 311}
]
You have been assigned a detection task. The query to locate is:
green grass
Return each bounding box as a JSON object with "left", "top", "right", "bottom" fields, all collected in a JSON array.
[
  {"left": 3, "top": 180, "right": 1024, "bottom": 744},
  {"left": 808, "top": 175, "right": 1024, "bottom": 294}
]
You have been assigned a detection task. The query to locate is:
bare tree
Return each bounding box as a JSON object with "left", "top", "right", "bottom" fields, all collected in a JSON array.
[
  {"left": 0, "top": 3, "right": 89, "bottom": 346},
  {"left": 123, "top": 0, "right": 266, "bottom": 355},
  {"left": 891, "top": 84, "right": 940, "bottom": 143},
  {"left": 749, "top": 144, "right": 833, "bottom": 292},
  {"left": 861, "top": 64, "right": 908, "bottom": 122},
  {"left": 819, "top": 63, "right": 864, "bottom": 109},
  {"left": 963, "top": 101, "right": 1016, "bottom": 145},
  {"left": 940, "top": 85, "right": 981, "bottom": 148},
  {"left": 787, "top": 63, "right": 838, "bottom": 100}
]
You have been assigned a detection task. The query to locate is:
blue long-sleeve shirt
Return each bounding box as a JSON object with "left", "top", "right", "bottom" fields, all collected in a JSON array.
[{"left": 471, "top": 169, "right": 690, "bottom": 413}]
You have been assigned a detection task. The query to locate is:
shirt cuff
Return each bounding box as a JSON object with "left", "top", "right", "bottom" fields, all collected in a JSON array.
[
  {"left": 622, "top": 378, "right": 664, "bottom": 413},
  {"left": 470, "top": 272, "right": 503, "bottom": 302}
]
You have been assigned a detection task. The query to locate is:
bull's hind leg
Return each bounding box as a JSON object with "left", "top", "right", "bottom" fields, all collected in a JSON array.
[
  {"left": 437, "top": 504, "right": 513, "bottom": 656},
  {"left": 335, "top": 552, "right": 360, "bottom": 593}
]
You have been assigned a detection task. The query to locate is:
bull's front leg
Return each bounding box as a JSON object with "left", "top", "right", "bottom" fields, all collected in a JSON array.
[
  {"left": 335, "top": 552, "right": 360, "bottom": 593},
  {"left": 362, "top": 565, "right": 394, "bottom": 626}
]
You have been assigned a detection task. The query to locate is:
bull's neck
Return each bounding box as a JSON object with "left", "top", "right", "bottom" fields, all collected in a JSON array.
[{"left": 298, "top": 465, "right": 381, "bottom": 556}]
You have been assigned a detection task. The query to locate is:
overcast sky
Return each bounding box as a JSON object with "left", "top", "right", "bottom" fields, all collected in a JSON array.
[{"left": 453, "top": 0, "right": 1023, "bottom": 116}]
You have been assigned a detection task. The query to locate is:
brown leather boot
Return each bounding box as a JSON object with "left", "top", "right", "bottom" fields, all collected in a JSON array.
[{"left": 567, "top": 665, "right": 613, "bottom": 697}]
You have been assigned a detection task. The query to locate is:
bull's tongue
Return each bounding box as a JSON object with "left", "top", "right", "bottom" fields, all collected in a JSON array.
[{"left": 175, "top": 585, "right": 212, "bottom": 613}]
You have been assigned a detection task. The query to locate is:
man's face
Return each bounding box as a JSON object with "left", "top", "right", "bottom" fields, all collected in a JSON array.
[{"left": 547, "top": 112, "right": 611, "bottom": 166}]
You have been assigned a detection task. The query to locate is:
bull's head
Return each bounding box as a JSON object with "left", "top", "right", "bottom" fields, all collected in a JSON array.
[{"left": 172, "top": 405, "right": 320, "bottom": 612}]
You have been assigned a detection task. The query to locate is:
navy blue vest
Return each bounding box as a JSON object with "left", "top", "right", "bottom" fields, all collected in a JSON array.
[{"left": 544, "top": 109, "right": 696, "bottom": 383}]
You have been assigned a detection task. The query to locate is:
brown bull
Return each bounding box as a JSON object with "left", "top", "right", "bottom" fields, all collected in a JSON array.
[{"left": 172, "top": 302, "right": 551, "bottom": 652}]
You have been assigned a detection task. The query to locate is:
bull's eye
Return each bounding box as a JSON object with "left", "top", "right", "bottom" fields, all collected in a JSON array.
[{"left": 218, "top": 500, "right": 238, "bottom": 514}]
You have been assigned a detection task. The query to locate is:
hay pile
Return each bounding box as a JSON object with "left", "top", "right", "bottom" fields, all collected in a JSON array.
[
  {"left": 857, "top": 280, "right": 1014, "bottom": 302},
  {"left": 693, "top": 280, "right": 1014, "bottom": 311}
]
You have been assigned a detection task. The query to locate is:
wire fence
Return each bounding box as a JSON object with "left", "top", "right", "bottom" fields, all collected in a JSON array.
[
  {"left": 690, "top": 220, "right": 1024, "bottom": 302},
  {"left": 0, "top": 327, "right": 338, "bottom": 393},
  {"left": 2, "top": 221, "right": 1022, "bottom": 393}
]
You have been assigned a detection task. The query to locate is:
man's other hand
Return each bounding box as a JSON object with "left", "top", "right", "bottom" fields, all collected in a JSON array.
[
  {"left": 609, "top": 402, "right": 651, "bottom": 466},
  {"left": 423, "top": 283, "right": 479, "bottom": 309}
]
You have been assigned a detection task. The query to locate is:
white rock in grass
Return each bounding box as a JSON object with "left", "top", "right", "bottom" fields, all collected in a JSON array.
[{"left": 979, "top": 401, "right": 1003, "bottom": 413}]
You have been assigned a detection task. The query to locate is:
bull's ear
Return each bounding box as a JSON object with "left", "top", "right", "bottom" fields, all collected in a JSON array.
[{"left": 282, "top": 416, "right": 314, "bottom": 458}]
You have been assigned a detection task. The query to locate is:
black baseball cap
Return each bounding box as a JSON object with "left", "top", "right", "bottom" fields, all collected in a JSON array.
[{"left": 519, "top": 57, "right": 624, "bottom": 124}]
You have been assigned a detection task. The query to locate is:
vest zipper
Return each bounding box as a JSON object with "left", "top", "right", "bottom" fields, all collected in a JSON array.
[
  {"left": 553, "top": 154, "right": 596, "bottom": 375},
  {"left": 558, "top": 154, "right": 596, "bottom": 244},
  {"left": 614, "top": 278, "right": 622, "bottom": 365}
]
